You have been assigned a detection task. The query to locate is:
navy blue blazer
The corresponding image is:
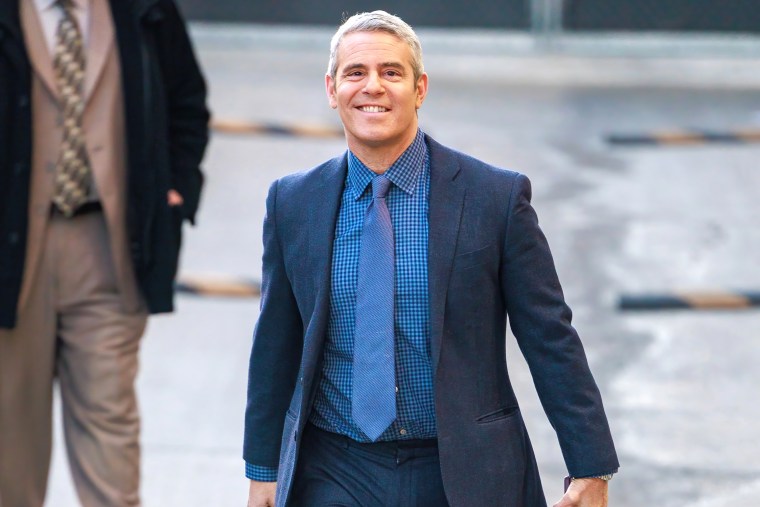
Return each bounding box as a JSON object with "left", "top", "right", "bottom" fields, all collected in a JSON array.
[{"left": 244, "top": 135, "right": 619, "bottom": 507}]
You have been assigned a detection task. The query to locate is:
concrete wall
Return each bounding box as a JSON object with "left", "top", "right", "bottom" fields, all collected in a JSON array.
[
  {"left": 177, "top": 0, "right": 760, "bottom": 33},
  {"left": 176, "top": 0, "right": 529, "bottom": 29},
  {"left": 564, "top": 0, "right": 760, "bottom": 33}
]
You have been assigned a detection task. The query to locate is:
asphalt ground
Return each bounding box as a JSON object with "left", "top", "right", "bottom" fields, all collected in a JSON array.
[{"left": 45, "top": 24, "right": 760, "bottom": 506}]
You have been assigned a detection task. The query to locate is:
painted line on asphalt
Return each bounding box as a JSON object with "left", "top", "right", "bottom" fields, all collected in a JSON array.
[
  {"left": 606, "top": 129, "right": 760, "bottom": 146},
  {"left": 212, "top": 119, "right": 344, "bottom": 138},
  {"left": 177, "top": 278, "right": 760, "bottom": 310},
  {"left": 176, "top": 276, "right": 261, "bottom": 298},
  {"left": 619, "top": 291, "right": 760, "bottom": 310}
]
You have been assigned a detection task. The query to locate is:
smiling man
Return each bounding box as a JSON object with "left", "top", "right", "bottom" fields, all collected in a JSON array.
[{"left": 243, "top": 11, "right": 618, "bottom": 507}]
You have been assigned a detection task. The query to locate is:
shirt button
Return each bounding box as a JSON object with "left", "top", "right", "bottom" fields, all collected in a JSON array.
[
  {"left": 395, "top": 386, "right": 399, "bottom": 393},
  {"left": 18, "top": 95, "right": 29, "bottom": 108},
  {"left": 8, "top": 232, "right": 19, "bottom": 245},
  {"left": 399, "top": 428, "right": 407, "bottom": 436}
]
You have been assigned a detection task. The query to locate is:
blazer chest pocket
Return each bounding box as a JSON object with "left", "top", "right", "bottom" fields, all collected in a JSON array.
[{"left": 453, "top": 243, "right": 497, "bottom": 272}]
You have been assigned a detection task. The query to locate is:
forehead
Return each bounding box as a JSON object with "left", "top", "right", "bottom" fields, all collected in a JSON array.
[{"left": 336, "top": 31, "right": 413, "bottom": 70}]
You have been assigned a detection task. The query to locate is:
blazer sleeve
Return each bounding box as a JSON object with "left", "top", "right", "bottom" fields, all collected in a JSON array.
[
  {"left": 500, "top": 173, "right": 619, "bottom": 477},
  {"left": 243, "top": 180, "right": 304, "bottom": 470}
]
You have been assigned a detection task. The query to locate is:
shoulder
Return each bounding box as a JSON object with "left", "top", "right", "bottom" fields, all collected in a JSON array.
[
  {"left": 426, "top": 135, "right": 529, "bottom": 192},
  {"left": 269, "top": 153, "right": 347, "bottom": 200}
]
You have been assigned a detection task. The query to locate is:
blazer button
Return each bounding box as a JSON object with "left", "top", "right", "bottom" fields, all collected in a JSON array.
[
  {"left": 18, "top": 95, "right": 29, "bottom": 109},
  {"left": 8, "top": 232, "right": 19, "bottom": 245},
  {"left": 13, "top": 162, "right": 24, "bottom": 175}
]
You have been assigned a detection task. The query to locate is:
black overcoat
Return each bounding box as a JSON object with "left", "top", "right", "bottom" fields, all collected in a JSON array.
[{"left": 0, "top": 0, "right": 209, "bottom": 328}]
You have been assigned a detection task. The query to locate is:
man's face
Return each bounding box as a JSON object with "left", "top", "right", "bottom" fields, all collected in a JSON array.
[{"left": 326, "top": 31, "right": 428, "bottom": 156}]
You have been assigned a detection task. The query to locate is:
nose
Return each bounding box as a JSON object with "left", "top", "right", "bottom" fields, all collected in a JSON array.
[{"left": 363, "top": 71, "right": 385, "bottom": 95}]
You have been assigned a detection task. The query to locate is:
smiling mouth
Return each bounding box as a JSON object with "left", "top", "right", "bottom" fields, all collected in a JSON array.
[{"left": 357, "top": 106, "right": 389, "bottom": 113}]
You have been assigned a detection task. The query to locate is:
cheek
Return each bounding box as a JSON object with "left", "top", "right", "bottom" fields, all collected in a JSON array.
[{"left": 337, "top": 89, "right": 355, "bottom": 107}]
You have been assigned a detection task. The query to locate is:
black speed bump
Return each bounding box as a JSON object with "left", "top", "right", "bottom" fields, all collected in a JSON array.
[
  {"left": 212, "top": 119, "right": 344, "bottom": 139},
  {"left": 606, "top": 129, "right": 760, "bottom": 146},
  {"left": 619, "top": 291, "right": 760, "bottom": 311},
  {"left": 176, "top": 275, "right": 261, "bottom": 298}
]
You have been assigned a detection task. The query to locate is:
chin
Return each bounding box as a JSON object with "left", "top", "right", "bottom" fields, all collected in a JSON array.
[{"left": 352, "top": 130, "right": 394, "bottom": 145}]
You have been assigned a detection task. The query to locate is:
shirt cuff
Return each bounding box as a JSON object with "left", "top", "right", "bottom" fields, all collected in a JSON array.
[
  {"left": 574, "top": 469, "right": 618, "bottom": 480},
  {"left": 245, "top": 461, "right": 278, "bottom": 482}
]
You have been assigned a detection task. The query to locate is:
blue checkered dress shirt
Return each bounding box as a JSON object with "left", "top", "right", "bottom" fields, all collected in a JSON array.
[{"left": 246, "top": 130, "right": 433, "bottom": 481}]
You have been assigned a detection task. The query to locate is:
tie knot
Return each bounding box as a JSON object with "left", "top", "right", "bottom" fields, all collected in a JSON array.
[
  {"left": 56, "top": 0, "right": 75, "bottom": 12},
  {"left": 371, "top": 175, "right": 392, "bottom": 199}
]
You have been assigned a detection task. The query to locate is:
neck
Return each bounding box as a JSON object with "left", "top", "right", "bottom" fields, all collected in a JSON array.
[{"left": 348, "top": 129, "right": 418, "bottom": 175}]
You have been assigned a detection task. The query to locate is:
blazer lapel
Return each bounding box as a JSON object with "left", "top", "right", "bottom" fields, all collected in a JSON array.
[
  {"left": 426, "top": 137, "right": 466, "bottom": 374},
  {"left": 307, "top": 154, "right": 347, "bottom": 300},
  {"left": 19, "top": 0, "right": 59, "bottom": 101},
  {"left": 298, "top": 154, "right": 347, "bottom": 410},
  {"left": 83, "top": 0, "right": 113, "bottom": 105}
]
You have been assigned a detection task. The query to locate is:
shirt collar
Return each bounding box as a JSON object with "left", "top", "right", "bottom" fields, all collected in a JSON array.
[
  {"left": 347, "top": 129, "right": 427, "bottom": 201},
  {"left": 36, "top": 0, "right": 88, "bottom": 12}
]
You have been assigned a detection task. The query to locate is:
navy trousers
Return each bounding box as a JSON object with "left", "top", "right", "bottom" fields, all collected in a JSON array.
[{"left": 290, "top": 424, "right": 450, "bottom": 507}]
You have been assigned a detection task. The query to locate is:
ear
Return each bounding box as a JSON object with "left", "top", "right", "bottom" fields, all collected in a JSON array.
[
  {"left": 326, "top": 74, "right": 338, "bottom": 109},
  {"left": 415, "top": 73, "right": 429, "bottom": 109}
]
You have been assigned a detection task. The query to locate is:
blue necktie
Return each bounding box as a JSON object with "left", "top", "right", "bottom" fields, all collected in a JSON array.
[{"left": 352, "top": 175, "right": 396, "bottom": 441}]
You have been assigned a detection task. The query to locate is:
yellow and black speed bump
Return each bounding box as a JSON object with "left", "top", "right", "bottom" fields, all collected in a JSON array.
[
  {"left": 212, "top": 119, "right": 344, "bottom": 139},
  {"left": 619, "top": 291, "right": 760, "bottom": 311},
  {"left": 175, "top": 276, "right": 261, "bottom": 298},
  {"left": 606, "top": 129, "right": 760, "bottom": 146}
]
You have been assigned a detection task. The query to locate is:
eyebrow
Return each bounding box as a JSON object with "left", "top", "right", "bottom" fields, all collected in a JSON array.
[{"left": 341, "top": 62, "right": 406, "bottom": 73}]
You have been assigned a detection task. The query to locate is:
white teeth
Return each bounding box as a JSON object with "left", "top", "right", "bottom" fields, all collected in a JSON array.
[{"left": 359, "top": 106, "right": 388, "bottom": 113}]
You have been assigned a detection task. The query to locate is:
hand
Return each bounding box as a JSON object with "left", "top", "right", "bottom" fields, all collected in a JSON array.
[
  {"left": 553, "top": 477, "right": 608, "bottom": 507},
  {"left": 167, "top": 189, "right": 184, "bottom": 207},
  {"left": 247, "top": 480, "right": 277, "bottom": 507}
]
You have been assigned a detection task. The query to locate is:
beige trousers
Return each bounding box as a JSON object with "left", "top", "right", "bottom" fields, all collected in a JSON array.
[{"left": 0, "top": 211, "right": 147, "bottom": 507}]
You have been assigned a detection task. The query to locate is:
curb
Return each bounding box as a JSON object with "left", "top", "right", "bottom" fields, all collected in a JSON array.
[
  {"left": 176, "top": 276, "right": 261, "bottom": 298},
  {"left": 212, "top": 119, "right": 343, "bottom": 138},
  {"left": 606, "top": 129, "right": 760, "bottom": 146},
  {"left": 619, "top": 291, "right": 760, "bottom": 310}
]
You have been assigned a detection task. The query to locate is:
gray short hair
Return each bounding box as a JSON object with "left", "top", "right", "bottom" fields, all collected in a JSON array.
[{"left": 327, "top": 10, "right": 425, "bottom": 84}]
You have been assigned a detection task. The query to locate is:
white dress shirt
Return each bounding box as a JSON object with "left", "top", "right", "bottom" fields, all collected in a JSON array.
[{"left": 32, "top": 0, "right": 91, "bottom": 54}]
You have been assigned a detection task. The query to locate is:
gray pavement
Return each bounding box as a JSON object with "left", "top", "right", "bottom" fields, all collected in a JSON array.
[{"left": 46, "top": 24, "right": 760, "bottom": 506}]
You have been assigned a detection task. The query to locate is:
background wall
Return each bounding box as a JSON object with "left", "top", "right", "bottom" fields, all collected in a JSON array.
[
  {"left": 563, "top": 0, "right": 760, "bottom": 33},
  {"left": 175, "top": 0, "right": 530, "bottom": 29},
  {"left": 176, "top": 0, "right": 760, "bottom": 33}
]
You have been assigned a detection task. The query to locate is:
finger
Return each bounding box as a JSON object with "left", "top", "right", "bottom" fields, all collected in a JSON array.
[{"left": 167, "top": 189, "right": 184, "bottom": 206}]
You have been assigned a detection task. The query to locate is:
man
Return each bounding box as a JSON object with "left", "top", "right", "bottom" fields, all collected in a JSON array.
[
  {"left": 0, "top": 0, "right": 208, "bottom": 505},
  {"left": 244, "top": 11, "right": 617, "bottom": 507}
]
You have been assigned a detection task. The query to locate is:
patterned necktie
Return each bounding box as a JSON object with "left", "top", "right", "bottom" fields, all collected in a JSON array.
[
  {"left": 52, "top": 0, "right": 91, "bottom": 217},
  {"left": 352, "top": 175, "right": 397, "bottom": 441}
]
